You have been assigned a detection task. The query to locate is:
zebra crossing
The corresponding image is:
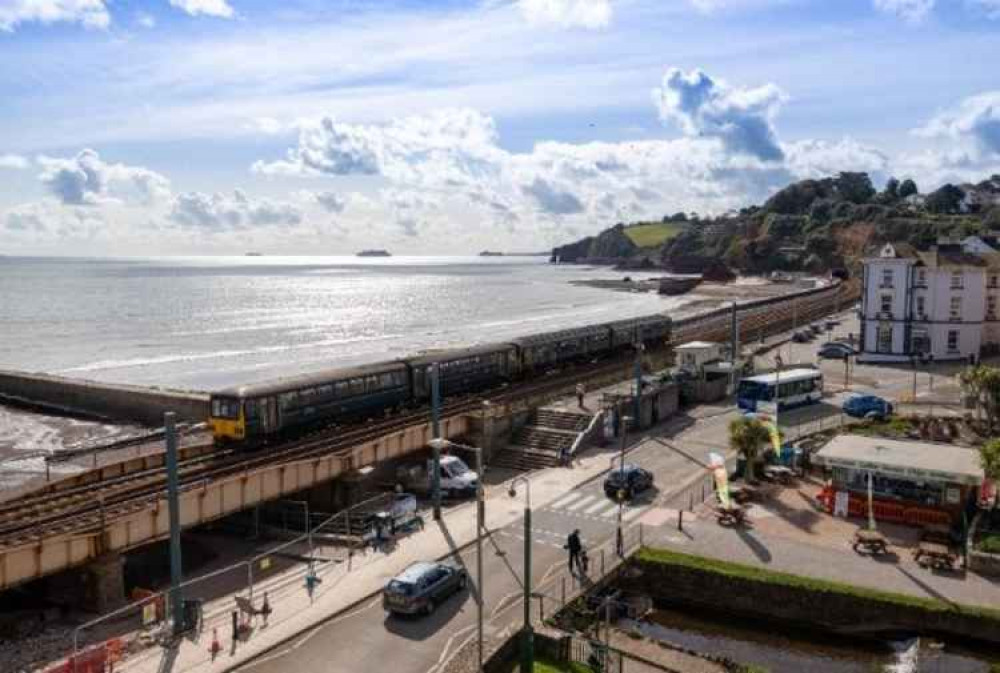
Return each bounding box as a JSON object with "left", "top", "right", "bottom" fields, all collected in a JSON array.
[{"left": 541, "top": 490, "right": 647, "bottom": 524}]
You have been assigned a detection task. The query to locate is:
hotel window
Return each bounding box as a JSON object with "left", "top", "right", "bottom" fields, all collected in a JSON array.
[
  {"left": 915, "top": 295, "right": 925, "bottom": 317},
  {"left": 951, "top": 270, "right": 963, "bottom": 289},
  {"left": 989, "top": 295, "right": 997, "bottom": 317},
  {"left": 911, "top": 329, "right": 929, "bottom": 355},
  {"left": 881, "top": 269, "right": 893, "bottom": 288},
  {"left": 880, "top": 294, "right": 892, "bottom": 314},
  {"left": 916, "top": 269, "right": 927, "bottom": 286},
  {"left": 991, "top": 274, "right": 999, "bottom": 288},
  {"left": 877, "top": 325, "right": 893, "bottom": 353},
  {"left": 950, "top": 296, "right": 962, "bottom": 320},
  {"left": 947, "top": 330, "right": 959, "bottom": 352}
]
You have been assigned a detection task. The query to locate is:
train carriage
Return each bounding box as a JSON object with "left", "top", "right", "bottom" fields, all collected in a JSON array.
[
  {"left": 407, "top": 343, "right": 518, "bottom": 403},
  {"left": 512, "top": 324, "right": 613, "bottom": 374},
  {"left": 210, "top": 361, "right": 411, "bottom": 441}
]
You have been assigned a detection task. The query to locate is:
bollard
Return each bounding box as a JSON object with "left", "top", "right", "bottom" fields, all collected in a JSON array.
[
  {"left": 209, "top": 628, "right": 221, "bottom": 660},
  {"left": 561, "top": 577, "right": 566, "bottom": 607},
  {"left": 689, "top": 492, "right": 694, "bottom": 512},
  {"left": 701, "top": 482, "right": 706, "bottom": 502},
  {"left": 600, "top": 549, "right": 605, "bottom": 576},
  {"left": 639, "top": 522, "right": 645, "bottom": 547},
  {"left": 678, "top": 510, "right": 683, "bottom": 531}
]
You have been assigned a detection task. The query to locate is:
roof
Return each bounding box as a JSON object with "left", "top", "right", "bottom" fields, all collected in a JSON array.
[
  {"left": 742, "top": 368, "right": 821, "bottom": 384},
  {"left": 394, "top": 562, "right": 438, "bottom": 583},
  {"left": 406, "top": 342, "right": 515, "bottom": 367},
  {"left": 814, "top": 434, "right": 984, "bottom": 486},
  {"left": 216, "top": 360, "right": 408, "bottom": 398},
  {"left": 917, "top": 247, "right": 988, "bottom": 269},
  {"left": 675, "top": 341, "right": 719, "bottom": 350}
]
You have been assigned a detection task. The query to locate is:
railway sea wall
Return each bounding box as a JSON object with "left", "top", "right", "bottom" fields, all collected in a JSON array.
[{"left": 0, "top": 370, "right": 209, "bottom": 426}]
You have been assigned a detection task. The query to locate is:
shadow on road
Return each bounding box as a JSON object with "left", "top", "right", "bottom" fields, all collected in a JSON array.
[{"left": 735, "top": 527, "right": 772, "bottom": 564}]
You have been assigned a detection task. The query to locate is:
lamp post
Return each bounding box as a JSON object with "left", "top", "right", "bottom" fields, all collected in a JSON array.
[
  {"left": 616, "top": 413, "right": 633, "bottom": 558},
  {"left": 430, "top": 438, "right": 485, "bottom": 673},
  {"left": 508, "top": 477, "right": 533, "bottom": 673},
  {"left": 633, "top": 343, "right": 644, "bottom": 427},
  {"left": 773, "top": 354, "right": 783, "bottom": 430}
]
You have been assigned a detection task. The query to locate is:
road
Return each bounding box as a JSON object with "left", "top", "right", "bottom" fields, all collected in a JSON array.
[{"left": 236, "top": 410, "right": 741, "bottom": 673}]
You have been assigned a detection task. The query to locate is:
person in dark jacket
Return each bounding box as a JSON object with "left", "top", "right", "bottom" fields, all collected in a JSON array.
[{"left": 565, "top": 529, "right": 582, "bottom": 573}]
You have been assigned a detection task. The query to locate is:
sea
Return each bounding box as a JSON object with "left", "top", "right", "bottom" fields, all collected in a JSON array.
[{"left": 0, "top": 256, "right": 700, "bottom": 391}]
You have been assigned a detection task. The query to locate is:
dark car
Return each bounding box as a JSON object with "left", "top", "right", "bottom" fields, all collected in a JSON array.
[
  {"left": 817, "top": 342, "right": 855, "bottom": 359},
  {"left": 383, "top": 561, "right": 467, "bottom": 616},
  {"left": 843, "top": 395, "right": 894, "bottom": 420},
  {"left": 604, "top": 464, "right": 654, "bottom": 500},
  {"left": 792, "top": 330, "right": 812, "bottom": 343}
]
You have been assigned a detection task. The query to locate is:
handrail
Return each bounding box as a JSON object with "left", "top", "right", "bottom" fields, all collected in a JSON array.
[{"left": 568, "top": 409, "right": 604, "bottom": 459}]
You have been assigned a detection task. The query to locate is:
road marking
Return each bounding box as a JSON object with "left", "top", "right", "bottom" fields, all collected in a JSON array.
[
  {"left": 550, "top": 492, "right": 585, "bottom": 509},
  {"left": 583, "top": 498, "right": 614, "bottom": 515},
  {"left": 622, "top": 507, "right": 645, "bottom": 522},
  {"left": 425, "top": 623, "right": 477, "bottom": 673},
  {"left": 589, "top": 500, "right": 619, "bottom": 517},
  {"left": 565, "top": 495, "right": 596, "bottom": 512}
]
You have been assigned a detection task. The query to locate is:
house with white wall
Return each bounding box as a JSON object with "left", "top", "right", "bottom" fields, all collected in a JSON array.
[{"left": 859, "top": 241, "right": 993, "bottom": 363}]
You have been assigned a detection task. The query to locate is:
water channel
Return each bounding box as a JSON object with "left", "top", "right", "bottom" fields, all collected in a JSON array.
[{"left": 623, "top": 608, "right": 996, "bottom": 673}]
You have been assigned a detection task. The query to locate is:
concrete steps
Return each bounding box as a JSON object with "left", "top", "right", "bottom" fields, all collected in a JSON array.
[{"left": 489, "top": 409, "right": 594, "bottom": 471}]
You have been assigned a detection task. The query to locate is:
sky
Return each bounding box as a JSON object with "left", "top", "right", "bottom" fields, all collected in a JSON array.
[{"left": 1, "top": 0, "right": 999, "bottom": 256}]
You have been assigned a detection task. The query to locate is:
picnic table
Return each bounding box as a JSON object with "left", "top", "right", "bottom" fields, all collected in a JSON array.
[
  {"left": 714, "top": 505, "right": 748, "bottom": 526},
  {"left": 914, "top": 541, "right": 958, "bottom": 570},
  {"left": 763, "top": 465, "right": 795, "bottom": 485},
  {"left": 852, "top": 529, "right": 889, "bottom": 555}
]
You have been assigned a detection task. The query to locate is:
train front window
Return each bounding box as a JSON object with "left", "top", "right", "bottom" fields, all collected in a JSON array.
[{"left": 212, "top": 398, "right": 241, "bottom": 419}]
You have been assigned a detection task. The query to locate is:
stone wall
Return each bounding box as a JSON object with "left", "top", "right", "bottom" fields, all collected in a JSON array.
[
  {"left": 619, "top": 557, "right": 1000, "bottom": 645},
  {"left": 969, "top": 549, "right": 1000, "bottom": 577},
  {"left": 0, "top": 369, "right": 209, "bottom": 426}
]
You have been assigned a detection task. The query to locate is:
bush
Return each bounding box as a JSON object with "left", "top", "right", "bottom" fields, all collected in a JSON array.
[{"left": 978, "top": 534, "right": 1000, "bottom": 555}]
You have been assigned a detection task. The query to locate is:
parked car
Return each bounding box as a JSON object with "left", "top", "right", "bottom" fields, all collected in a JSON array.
[
  {"left": 604, "top": 464, "right": 654, "bottom": 500},
  {"left": 817, "top": 342, "right": 855, "bottom": 359},
  {"left": 383, "top": 561, "right": 467, "bottom": 616},
  {"left": 843, "top": 395, "right": 894, "bottom": 421},
  {"left": 792, "top": 330, "right": 812, "bottom": 343}
]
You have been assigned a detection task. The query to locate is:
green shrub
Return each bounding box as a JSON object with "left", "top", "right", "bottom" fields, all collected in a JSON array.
[{"left": 977, "top": 534, "right": 1000, "bottom": 554}]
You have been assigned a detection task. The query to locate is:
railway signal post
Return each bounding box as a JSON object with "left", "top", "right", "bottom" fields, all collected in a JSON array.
[
  {"left": 431, "top": 363, "right": 442, "bottom": 521},
  {"left": 165, "top": 412, "right": 184, "bottom": 636}
]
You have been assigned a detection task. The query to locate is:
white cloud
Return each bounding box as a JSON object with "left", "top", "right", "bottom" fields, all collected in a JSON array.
[
  {"left": 135, "top": 11, "right": 155, "bottom": 28},
  {"left": 516, "top": 0, "right": 612, "bottom": 29},
  {"left": 652, "top": 67, "right": 787, "bottom": 161},
  {"left": 168, "top": 0, "right": 234, "bottom": 18},
  {"left": 36, "top": 149, "right": 171, "bottom": 206},
  {"left": 0, "top": 0, "right": 109, "bottom": 31},
  {"left": 1, "top": 201, "right": 110, "bottom": 242},
  {"left": 169, "top": 190, "right": 302, "bottom": 231},
  {"left": 916, "top": 91, "right": 1000, "bottom": 156},
  {"left": 783, "top": 138, "right": 889, "bottom": 181},
  {"left": 873, "top": 0, "right": 935, "bottom": 23},
  {"left": 0, "top": 154, "right": 29, "bottom": 169},
  {"left": 521, "top": 177, "right": 585, "bottom": 214},
  {"left": 969, "top": 0, "right": 1000, "bottom": 18}
]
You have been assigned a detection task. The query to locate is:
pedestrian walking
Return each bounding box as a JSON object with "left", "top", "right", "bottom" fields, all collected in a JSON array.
[
  {"left": 576, "top": 383, "right": 585, "bottom": 408},
  {"left": 565, "top": 529, "right": 582, "bottom": 573}
]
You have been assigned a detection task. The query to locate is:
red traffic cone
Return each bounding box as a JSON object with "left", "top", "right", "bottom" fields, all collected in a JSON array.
[{"left": 210, "top": 627, "right": 221, "bottom": 660}]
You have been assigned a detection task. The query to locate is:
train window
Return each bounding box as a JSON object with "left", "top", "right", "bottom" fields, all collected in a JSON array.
[
  {"left": 379, "top": 373, "right": 394, "bottom": 389},
  {"left": 318, "top": 385, "right": 333, "bottom": 398},
  {"left": 335, "top": 381, "right": 349, "bottom": 397},
  {"left": 366, "top": 375, "right": 378, "bottom": 391},
  {"left": 349, "top": 378, "right": 364, "bottom": 396},
  {"left": 244, "top": 399, "right": 257, "bottom": 418},
  {"left": 279, "top": 392, "right": 297, "bottom": 409}
]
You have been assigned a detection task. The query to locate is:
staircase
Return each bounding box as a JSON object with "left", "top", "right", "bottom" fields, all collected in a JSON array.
[{"left": 490, "top": 408, "right": 594, "bottom": 471}]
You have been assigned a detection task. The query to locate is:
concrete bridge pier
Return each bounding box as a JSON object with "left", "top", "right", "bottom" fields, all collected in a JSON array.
[{"left": 86, "top": 552, "right": 126, "bottom": 613}]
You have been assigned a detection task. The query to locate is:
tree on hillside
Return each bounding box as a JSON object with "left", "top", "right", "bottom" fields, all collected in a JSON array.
[
  {"left": 884, "top": 177, "right": 900, "bottom": 199},
  {"left": 729, "top": 417, "right": 772, "bottom": 483},
  {"left": 899, "top": 179, "right": 919, "bottom": 198},
  {"left": 981, "top": 439, "right": 1000, "bottom": 487},
  {"left": 985, "top": 207, "right": 1000, "bottom": 229},
  {"left": 926, "top": 184, "right": 966, "bottom": 214},
  {"left": 835, "top": 172, "right": 876, "bottom": 204}
]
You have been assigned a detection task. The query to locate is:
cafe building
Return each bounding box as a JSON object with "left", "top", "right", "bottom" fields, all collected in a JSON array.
[{"left": 814, "top": 435, "right": 984, "bottom": 528}]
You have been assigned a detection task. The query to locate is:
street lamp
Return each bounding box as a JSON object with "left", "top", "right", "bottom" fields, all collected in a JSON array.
[
  {"left": 508, "top": 476, "right": 533, "bottom": 673},
  {"left": 633, "top": 341, "right": 645, "bottom": 425},
  {"left": 616, "top": 414, "right": 633, "bottom": 558},
  {"left": 285, "top": 499, "right": 312, "bottom": 566},
  {"left": 430, "top": 438, "right": 485, "bottom": 673}
]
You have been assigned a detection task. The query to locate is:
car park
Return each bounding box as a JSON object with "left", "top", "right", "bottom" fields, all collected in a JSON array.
[
  {"left": 843, "top": 395, "right": 894, "bottom": 421},
  {"left": 383, "top": 561, "right": 467, "bottom": 616},
  {"left": 604, "top": 464, "right": 654, "bottom": 500}
]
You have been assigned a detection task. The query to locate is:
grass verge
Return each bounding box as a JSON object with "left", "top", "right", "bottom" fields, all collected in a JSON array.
[
  {"left": 636, "top": 547, "right": 1000, "bottom": 622},
  {"left": 624, "top": 222, "right": 682, "bottom": 248},
  {"left": 533, "top": 658, "right": 593, "bottom": 673}
]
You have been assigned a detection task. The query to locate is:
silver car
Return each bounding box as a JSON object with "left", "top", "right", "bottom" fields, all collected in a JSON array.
[{"left": 383, "top": 561, "right": 467, "bottom": 616}]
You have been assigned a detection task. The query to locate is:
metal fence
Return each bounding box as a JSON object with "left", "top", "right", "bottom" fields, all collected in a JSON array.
[
  {"left": 60, "top": 491, "right": 392, "bottom": 673},
  {"left": 568, "top": 636, "right": 623, "bottom": 673}
]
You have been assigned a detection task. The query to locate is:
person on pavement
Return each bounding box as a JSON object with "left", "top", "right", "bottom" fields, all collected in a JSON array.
[
  {"left": 566, "top": 529, "right": 582, "bottom": 573},
  {"left": 576, "top": 383, "right": 586, "bottom": 408}
]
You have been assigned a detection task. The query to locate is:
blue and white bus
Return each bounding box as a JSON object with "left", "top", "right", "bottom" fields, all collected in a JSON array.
[{"left": 736, "top": 368, "right": 824, "bottom": 414}]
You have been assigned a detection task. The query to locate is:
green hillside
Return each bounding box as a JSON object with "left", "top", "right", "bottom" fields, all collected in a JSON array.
[{"left": 624, "top": 222, "right": 683, "bottom": 248}]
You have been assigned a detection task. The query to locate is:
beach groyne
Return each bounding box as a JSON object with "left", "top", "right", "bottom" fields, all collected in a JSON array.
[{"left": 0, "top": 370, "right": 209, "bottom": 426}]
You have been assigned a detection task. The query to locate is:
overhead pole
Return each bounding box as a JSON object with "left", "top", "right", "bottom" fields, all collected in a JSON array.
[
  {"left": 431, "top": 363, "right": 442, "bottom": 521},
  {"left": 730, "top": 302, "right": 740, "bottom": 390},
  {"left": 165, "top": 412, "right": 184, "bottom": 636}
]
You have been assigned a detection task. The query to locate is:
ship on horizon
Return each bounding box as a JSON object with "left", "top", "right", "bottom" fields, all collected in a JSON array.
[{"left": 357, "top": 249, "right": 392, "bottom": 257}]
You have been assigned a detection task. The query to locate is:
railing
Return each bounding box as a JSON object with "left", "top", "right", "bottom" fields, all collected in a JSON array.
[{"left": 569, "top": 409, "right": 605, "bottom": 459}]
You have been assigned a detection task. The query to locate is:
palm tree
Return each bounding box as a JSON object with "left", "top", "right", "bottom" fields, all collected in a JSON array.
[
  {"left": 729, "top": 417, "right": 772, "bottom": 484},
  {"left": 961, "top": 365, "right": 1000, "bottom": 433}
]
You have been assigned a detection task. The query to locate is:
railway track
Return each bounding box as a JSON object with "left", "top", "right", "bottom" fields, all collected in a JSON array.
[{"left": 0, "top": 281, "right": 857, "bottom": 551}]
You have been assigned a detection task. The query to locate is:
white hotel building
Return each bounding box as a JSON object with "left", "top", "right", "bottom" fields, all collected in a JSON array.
[{"left": 859, "top": 239, "right": 1000, "bottom": 363}]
